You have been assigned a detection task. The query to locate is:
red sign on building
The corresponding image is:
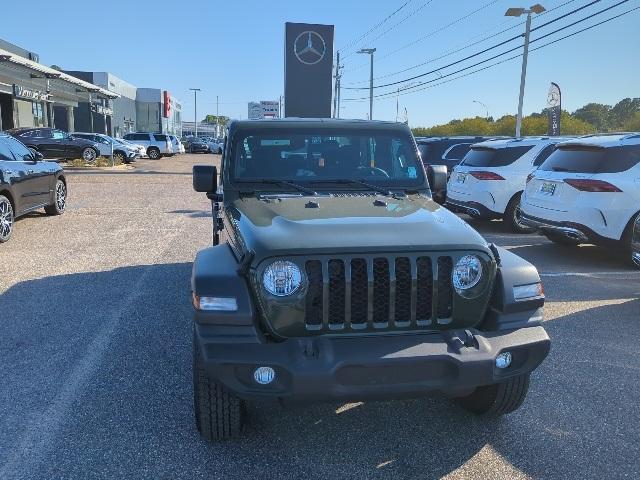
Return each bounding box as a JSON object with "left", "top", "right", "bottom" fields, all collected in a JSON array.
[{"left": 163, "top": 90, "right": 171, "bottom": 118}]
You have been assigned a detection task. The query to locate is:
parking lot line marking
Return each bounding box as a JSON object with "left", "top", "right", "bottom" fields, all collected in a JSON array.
[{"left": 540, "top": 271, "right": 640, "bottom": 277}]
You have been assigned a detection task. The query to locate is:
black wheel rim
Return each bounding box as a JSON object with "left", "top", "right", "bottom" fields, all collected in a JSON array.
[
  {"left": 0, "top": 198, "right": 13, "bottom": 240},
  {"left": 83, "top": 148, "right": 95, "bottom": 162},
  {"left": 56, "top": 181, "right": 66, "bottom": 211}
]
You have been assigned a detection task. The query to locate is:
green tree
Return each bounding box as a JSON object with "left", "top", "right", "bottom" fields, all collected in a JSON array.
[
  {"left": 203, "top": 115, "right": 229, "bottom": 126},
  {"left": 623, "top": 112, "right": 640, "bottom": 131},
  {"left": 610, "top": 98, "right": 640, "bottom": 130},
  {"left": 572, "top": 103, "right": 612, "bottom": 131}
]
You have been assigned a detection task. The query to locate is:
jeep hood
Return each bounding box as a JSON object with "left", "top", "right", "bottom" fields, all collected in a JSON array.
[{"left": 227, "top": 194, "right": 489, "bottom": 261}]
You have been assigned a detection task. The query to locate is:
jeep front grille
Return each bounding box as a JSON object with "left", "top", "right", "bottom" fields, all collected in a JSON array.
[{"left": 303, "top": 255, "right": 454, "bottom": 332}]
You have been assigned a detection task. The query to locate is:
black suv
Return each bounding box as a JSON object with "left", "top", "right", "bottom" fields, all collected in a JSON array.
[
  {"left": 189, "top": 119, "right": 550, "bottom": 440},
  {"left": 8, "top": 127, "right": 100, "bottom": 163},
  {"left": 416, "top": 136, "right": 503, "bottom": 173},
  {"left": 0, "top": 132, "right": 67, "bottom": 243}
]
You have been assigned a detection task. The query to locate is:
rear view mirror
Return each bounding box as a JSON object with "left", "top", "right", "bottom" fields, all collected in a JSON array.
[{"left": 193, "top": 165, "right": 217, "bottom": 193}]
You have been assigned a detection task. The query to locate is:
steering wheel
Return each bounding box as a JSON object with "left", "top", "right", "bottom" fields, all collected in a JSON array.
[{"left": 357, "top": 166, "right": 390, "bottom": 178}]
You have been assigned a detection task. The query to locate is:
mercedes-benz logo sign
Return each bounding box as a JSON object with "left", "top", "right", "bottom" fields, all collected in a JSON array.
[
  {"left": 547, "top": 91, "right": 560, "bottom": 108},
  {"left": 294, "top": 31, "right": 326, "bottom": 65}
]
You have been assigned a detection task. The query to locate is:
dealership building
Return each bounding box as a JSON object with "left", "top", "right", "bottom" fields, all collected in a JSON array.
[
  {"left": 0, "top": 39, "right": 181, "bottom": 137},
  {"left": 0, "top": 40, "right": 117, "bottom": 132}
]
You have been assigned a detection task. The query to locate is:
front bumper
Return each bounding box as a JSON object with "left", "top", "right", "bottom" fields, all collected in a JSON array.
[{"left": 195, "top": 324, "right": 550, "bottom": 402}]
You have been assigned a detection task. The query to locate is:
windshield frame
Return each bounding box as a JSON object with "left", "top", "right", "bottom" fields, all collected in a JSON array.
[{"left": 224, "top": 127, "right": 430, "bottom": 195}]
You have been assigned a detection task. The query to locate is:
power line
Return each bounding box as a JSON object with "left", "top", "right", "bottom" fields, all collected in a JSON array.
[
  {"left": 378, "top": 0, "right": 501, "bottom": 62},
  {"left": 338, "top": 0, "right": 414, "bottom": 54},
  {"left": 341, "top": 0, "right": 437, "bottom": 60},
  {"left": 342, "top": 0, "right": 579, "bottom": 80},
  {"left": 342, "top": 1, "right": 638, "bottom": 102},
  {"left": 344, "top": 0, "right": 604, "bottom": 90}
]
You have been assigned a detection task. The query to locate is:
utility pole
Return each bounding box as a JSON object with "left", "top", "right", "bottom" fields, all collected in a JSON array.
[
  {"left": 396, "top": 88, "right": 400, "bottom": 122},
  {"left": 216, "top": 95, "right": 219, "bottom": 138},
  {"left": 189, "top": 88, "right": 201, "bottom": 137},
  {"left": 358, "top": 48, "right": 376, "bottom": 121},
  {"left": 505, "top": 4, "right": 545, "bottom": 137},
  {"left": 333, "top": 51, "right": 340, "bottom": 118}
]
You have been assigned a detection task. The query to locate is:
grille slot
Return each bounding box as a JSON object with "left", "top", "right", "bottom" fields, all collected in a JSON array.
[
  {"left": 328, "top": 259, "right": 345, "bottom": 325},
  {"left": 303, "top": 255, "right": 455, "bottom": 332},
  {"left": 304, "top": 260, "right": 323, "bottom": 326},
  {"left": 394, "top": 257, "right": 411, "bottom": 324},
  {"left": 437, "top": 257, "right": 454, "bottom": 320},
  {"left": 350, "top": 259, "right": 368, "bottom": 325},
  {"left": 416, "top": 257, "right": 433, "bottom": 324},
  {"left": 372, "top": 258, "right": 390, "bottom": 324}
]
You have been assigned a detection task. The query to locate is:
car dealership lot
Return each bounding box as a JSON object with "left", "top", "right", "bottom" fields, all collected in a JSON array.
[{"left": 1, "top": 154, "right": 638, "bottom": 480}]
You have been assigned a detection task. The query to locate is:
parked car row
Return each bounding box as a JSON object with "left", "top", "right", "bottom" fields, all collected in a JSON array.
[
  {"left": 0, "top": 131, "right": 66, "bottom": 243},
  {"left": 432, "top": 132, "right": 640, "bottom": 268}
]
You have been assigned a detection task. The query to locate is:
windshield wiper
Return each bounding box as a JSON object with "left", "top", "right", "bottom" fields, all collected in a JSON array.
[
  {"left": 251, "top": 179, "right": 318, "bottom": 196},
  {"left": 311, "top": 179, "right": 396, "bottom": 197},
  {"left": 550, "top": 167, "right": 573, "bottom": 172}
]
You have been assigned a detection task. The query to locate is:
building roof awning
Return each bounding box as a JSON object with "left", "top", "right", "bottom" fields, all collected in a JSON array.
[{"left": 0, "top": 47, "right": 119, "bottom": 99}]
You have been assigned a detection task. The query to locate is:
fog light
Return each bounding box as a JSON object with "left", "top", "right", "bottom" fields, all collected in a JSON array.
[
  {"left": 495, "top": 352, "right": 512, "bottom": 369},
  {"left": 253, "top": 366, "right": 275, "bottom": 385}
]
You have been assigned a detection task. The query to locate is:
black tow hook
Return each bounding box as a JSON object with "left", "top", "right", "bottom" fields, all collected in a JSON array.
[{"left": 445, "top": 330, "right": 478, "bottom": 351}]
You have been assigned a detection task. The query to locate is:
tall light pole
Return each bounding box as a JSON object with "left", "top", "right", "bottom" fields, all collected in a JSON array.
[
  {"left": 505, "top": 4, "right": 545, "bottom": 137},
  {"left": 473, "top": 100, "right": 490, "bottom": 119},
  {"left": 357, "top": 48, "right": 376, "bottom": 121},
  {"left": 189, "top": 88, "right": 201, "bottom": 137}
]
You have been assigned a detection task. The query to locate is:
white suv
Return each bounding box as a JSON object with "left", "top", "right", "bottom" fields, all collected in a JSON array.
[
  {"left": 521, "top": 133, "right": 640, "bottom": 268},
  {"left": 446, "top": 137, "right": 572, "bottom": 232},
  {"left": 123, "top": 132, "right": 173, "bottom": 159}
]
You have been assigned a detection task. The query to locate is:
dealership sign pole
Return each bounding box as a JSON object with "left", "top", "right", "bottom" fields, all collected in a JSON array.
[{"left": 547, "top": 82, "right": 561, "bottom": 136}]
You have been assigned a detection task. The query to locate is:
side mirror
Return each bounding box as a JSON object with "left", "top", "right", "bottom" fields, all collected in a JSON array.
[
  {"left": 193, "top": 165, "right": 217, "bottom": 193},
  {"left": 427, "top": 165, "right": 448, "bottom": 204},
  {"left": 34, "top": 151, "right": 44, "bottom": 161}
]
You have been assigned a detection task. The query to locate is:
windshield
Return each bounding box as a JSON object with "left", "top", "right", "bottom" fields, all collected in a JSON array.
[
  {"left": 232, "top": 129, "right": 425, "bottom": 188},
  {"left": 461, "top": 145, "right": 534, "bottom": 167},
  {"left": 539, "top": 145, "right": 640, "bottom": 173}
]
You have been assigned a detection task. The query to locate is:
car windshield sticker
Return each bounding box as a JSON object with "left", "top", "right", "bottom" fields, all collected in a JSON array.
[{"left": 408, "top": 167, "right": 417, "bottom": 178}]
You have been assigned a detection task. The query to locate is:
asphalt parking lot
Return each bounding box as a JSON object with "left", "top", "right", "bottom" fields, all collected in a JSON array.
[{"left": 1, "top": 154, "right": 639, "bottom": 480}]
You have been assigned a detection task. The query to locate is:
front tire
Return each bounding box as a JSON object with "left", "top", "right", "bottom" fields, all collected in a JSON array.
[
  {"left": 81, "top": 147, "right": 97, "bottom": 163},
  {"left": 0, "top": 195, "right": 14, "bottom": 243},
  {"left": 193, "top": 333, "right": 245, "bottom": 441},
  {"left": 45, "top": 179, "right": 67, "bottom": 216},
  {"left": 504, "top": 193, "right": 535, "bottom": 234},
  {"left": 456, "top": 373, "right": 530, "bottom": 416},
  {"left": 147, "top": 147, "right": 161, "bottom": 159}
]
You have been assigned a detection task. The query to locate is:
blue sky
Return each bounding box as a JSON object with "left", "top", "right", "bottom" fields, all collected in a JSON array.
[{"left": 3, "top": 0, "right": 638, "bottom": 127}]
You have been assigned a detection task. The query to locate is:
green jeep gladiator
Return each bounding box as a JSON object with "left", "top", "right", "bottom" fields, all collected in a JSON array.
[{"left": 191, "top": 119, "right": 550, "bottom": 441}]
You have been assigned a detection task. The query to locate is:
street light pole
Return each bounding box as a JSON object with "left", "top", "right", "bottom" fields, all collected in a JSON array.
[
  {"left": 357, "top": 48, "right": 376, "bottom": 121},
  {"left": 505, "top": 4, "right": 545, "bottom": 137},
  {"left": 473, "top": 100, "right": 490, "bottom": 119},
  {"left": 189, "top": 88, "right": 201, "bottom": 137}
]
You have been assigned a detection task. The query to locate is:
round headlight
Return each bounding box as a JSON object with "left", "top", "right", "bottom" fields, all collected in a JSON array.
[
  {"left": 453, "top": 255, "right": 483, "bottom": 291},
  {"left": 263, "top": 260, "right": 302, "bottom": 296}
]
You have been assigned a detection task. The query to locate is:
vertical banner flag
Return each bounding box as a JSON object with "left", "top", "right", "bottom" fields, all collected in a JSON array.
[
  {"left": 547, "top": 83, "right": 561, "bottom": 136},
  {"left": 284, "top": 22, "right": 334, "bottom": 118}
]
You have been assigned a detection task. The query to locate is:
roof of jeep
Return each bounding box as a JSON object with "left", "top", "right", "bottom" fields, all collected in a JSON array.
[{"left": 228, "top": 118, "right": 412, "bottom": 132}]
